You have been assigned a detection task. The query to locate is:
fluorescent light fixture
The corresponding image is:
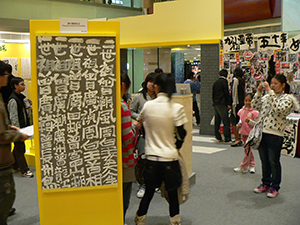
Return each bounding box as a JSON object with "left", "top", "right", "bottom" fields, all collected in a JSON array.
[
  {"left": 0, "top": 31, "right": 29, "bottom": 35},
  {"left": 3, "top": 39, "right": 30, "bottom": 44}
]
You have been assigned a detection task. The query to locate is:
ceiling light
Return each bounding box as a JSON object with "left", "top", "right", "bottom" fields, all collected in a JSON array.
[{"left": 3, "top": 39, "right": 30, "bottom": 44}]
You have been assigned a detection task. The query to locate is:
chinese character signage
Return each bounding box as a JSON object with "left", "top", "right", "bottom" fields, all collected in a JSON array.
[
  {"left": 258, "top": 33, "right": 289, "bottom": 51},
  {"left": 289, "top": 34, "right": 300, "bottom": 53},
  {"left": 36, "top": 36, "right": 118, "bottom": 190},
  {"left": 223, "top": 33, "right": 254, "bottom": 53}
]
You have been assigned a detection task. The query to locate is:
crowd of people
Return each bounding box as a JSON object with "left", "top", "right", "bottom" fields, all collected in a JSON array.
[
  {"left": 1, "top": 57, "right": 299, "bottom": 225},
  {"left": 121, "top": 69, "right": 188, "bottom": 225},
  {"left": 213, "top": 67, "right": 299, "bottom": 199}
]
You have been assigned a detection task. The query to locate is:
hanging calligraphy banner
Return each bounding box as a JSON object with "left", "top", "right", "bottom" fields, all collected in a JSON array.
[
  {"left": 257, "top": 33, "right": 289, "bottom": 51},
  {"left": 223, "top": 33, "right": 254, "bottom": 53},
  {"left": 289, "top": 34, "right": 300, "bottom": 53}
]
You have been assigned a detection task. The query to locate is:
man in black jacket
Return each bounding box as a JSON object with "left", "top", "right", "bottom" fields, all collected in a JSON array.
[
  {"left": 212, "top": 69, "right": 232, "bottom": 143},
  {"left": 7, "top": 77, "right": 33, "bottom": 178}
]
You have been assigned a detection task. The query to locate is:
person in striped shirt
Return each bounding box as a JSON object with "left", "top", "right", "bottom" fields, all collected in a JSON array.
[{"left": 121, "top": 72, "right": 142, "bottom": 223}]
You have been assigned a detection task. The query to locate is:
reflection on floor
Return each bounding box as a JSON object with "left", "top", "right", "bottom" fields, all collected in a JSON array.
[{"left": 192, "top": 129, "right": 227, "bottom": 154}]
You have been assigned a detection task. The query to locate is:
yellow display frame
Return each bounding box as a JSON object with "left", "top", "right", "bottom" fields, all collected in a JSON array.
[{"left": 30, "top": 20, "right": 123, "bottom": 225}]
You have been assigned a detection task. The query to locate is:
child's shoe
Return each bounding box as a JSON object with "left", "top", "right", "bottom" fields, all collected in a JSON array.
[
  {"left": 249, "top": 167, "right": 255, "bottom": 174},
  {"left": 254, "top": 184, "right": 270, "bottom": 193},
  {"left": 233, "top": 167, "right": 248, "bottom": 173}
]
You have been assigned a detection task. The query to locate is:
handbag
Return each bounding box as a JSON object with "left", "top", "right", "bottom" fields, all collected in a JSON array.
[
  {"left": 134, "top": 156, "right": 146, "bottom": 185},
  {"left": 245, "top": 104, "right": 270, "bottom": 150},
  {"left": 245, "top": 120, "right": 263, "bottom": 150}
]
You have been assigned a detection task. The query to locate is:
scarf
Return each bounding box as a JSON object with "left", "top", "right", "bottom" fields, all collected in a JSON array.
[{"left": 232, "top": 77, "right": 239, "bottom": 116}]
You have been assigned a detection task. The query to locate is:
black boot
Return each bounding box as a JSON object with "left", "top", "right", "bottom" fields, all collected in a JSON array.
[{"left": 8, "top": 208, "right": 16, "bottom": 217}]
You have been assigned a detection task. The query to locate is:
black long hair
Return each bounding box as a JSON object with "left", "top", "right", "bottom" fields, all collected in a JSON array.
[
  {"left": 139, "top": 72, "right": 156, "bottom": 100},
  {"left": 121, "top": 71, "right": 131, "bottom": 101},
  {"left": 233, "top": 67, "right": 245, "bottom": 93},
  {"left": 0, "top": 60, "right": 7, "bottom": 76},
  {"left": 154, "top": 73, "right": 175, "bottom": 99},
  {"left": 233, "top": 67, "right": 245, "bottom": 88},
  {"left": 274, "top": 73, "right": 290, "bottom": 94}
]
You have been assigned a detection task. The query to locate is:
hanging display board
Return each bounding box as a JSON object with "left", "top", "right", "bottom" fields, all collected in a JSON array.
[
  {"left": 1, "top": 57, "right": 19, "bottom": 76},
  {"left": 36, "top": 35, "right": 118, "bottom": 189},
  {"left": 31, "top": 20, "right": 123, "bottom": 225}
]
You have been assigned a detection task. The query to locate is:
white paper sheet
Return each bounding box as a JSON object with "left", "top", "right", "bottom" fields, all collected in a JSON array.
[{"left": 19, "top": 125, "right": 34, "bottom": 136}]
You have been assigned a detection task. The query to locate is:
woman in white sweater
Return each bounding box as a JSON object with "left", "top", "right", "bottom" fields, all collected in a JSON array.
[
  {"left": 252, "top": 74, "right": 299, "bottom": 198},
  {"left": 130, "top": 72, "right": 156, "bottom": 198},
  {"left": 135, "top": 73, "right": 188, "bottom": 225}
]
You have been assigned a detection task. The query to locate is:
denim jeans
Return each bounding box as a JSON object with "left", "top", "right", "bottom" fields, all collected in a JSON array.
[
  {"left": 214, "top": 105, "right": 231, "bottom": 142},
  {"left": 258, "top": 133, "right": 284, "bottom": 191},
  {"left": 0, "top": 168, "right": 15, "bottom": 225}
]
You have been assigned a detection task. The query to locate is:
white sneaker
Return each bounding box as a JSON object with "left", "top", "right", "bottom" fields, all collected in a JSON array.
[
  {"left": 233, "top": 167, "right": 248, "bottom": 173},
  {"left": 137, "top": 189, "right": 145, "bottom": 198},
  {"left": 249, "top": 167, "right": 255, "bottom": 174},
  {"left": 155, "top": 188, "right": 161, "bottom": 194},
  {"left": 213, "top": 139, "right": 224, "bottom": 143},
  {"left": 22, "top": 170, "right": 34, "bottom": 178}
]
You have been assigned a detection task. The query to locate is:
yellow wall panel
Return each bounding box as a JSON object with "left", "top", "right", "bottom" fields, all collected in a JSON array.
[{"left": 110, "top": 0, "right": 224, "bottom": 48}]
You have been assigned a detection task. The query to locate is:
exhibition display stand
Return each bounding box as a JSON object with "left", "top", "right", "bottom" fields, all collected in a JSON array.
[{"left": 30, "top": 20, "right": 123, "bottom": 225}]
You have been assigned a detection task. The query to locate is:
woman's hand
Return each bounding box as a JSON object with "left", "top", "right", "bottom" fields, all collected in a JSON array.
[
  {"left": 263, "top": 81, "right": 271, "bottom": 92},
  {"left": 257, "top": 82, "right": 264, "bottom": 92},
  {"left": 245, "top": 118, "right": 250, "bottom": 123},
  {"left": 258, "top": 81, "right": 270, "bottom": 92},
  {"left": 20, "top": 133, "right": 30, "bottom": 142},
  {"left": 10, "top": 126, "right": 20, "bottom": 131},
  {"left": 133, "top": 120, "right": 143, "bottom": 130}
]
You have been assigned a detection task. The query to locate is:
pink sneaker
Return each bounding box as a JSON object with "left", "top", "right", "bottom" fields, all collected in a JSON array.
[
  {"left": 254, "top": 184, "right": 270, "bottom": 193},
  {"left": 267, "top": 188, "right": 278, "bottom": 198}
]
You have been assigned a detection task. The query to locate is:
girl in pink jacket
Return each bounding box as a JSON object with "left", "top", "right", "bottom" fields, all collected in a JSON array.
[{"left": 234, "top": 94, "right": 259, "bottom": 174}]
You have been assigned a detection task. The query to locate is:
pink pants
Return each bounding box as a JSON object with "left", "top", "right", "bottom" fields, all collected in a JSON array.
[{"left": 240, "top": 135, "right": 255, "bottom": 169}]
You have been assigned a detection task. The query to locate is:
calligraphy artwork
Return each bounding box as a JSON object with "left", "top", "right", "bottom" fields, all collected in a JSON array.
[
  {"left": 23, "top": 80, "right": 30, "bottom": 99},
  {"left": 289, "top": 35, "right": 300, "bottom": 53},
  {"left": 21, "top": 58, "right": 31, "bottom": 79},
  {"left": 282, "top": 121, "right": 299, "bottom": 157},
  {"left": 2, "top": 58, "right": 19, "bottom": 76},
  {"left": 223, "top": 33, "right": 254, "bottom": 53},
  {"left": 258, "top": 33, "right": 289, "bottom": 51},
  {"left": 36, "top": 36, "right": 117, "bottom": 190}
]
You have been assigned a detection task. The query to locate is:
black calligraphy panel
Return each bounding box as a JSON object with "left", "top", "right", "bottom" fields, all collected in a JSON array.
[{"left": 36, "top": 36, "right": 118, "bottom": 189}]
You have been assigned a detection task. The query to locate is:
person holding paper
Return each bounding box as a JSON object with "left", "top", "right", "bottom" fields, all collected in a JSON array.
[
  {"left": 7, "top": 77, "right": 33, "bottom": 178},
  {"left": 0, "top": 60, "right": 30, "bottom": 225}
]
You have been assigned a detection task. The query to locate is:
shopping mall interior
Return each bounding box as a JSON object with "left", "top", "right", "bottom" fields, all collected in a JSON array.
[{"left": 1, "top": 0, "right": 300, "bottom": 224}]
